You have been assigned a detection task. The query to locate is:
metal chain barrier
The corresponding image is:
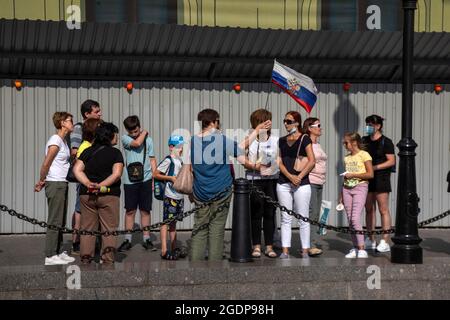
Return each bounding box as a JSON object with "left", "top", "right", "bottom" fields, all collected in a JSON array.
[
  {"left": 0, "top": 187, "right": 232, "bottom": 237},
  {"left": 191, "top": 186, "right": 232, "bottom": 237},
  {"left": 418, "top": 209, "right": 450, "bottom": 227},
  {"left": 1, "top": 185, "right": 448, "bottom": 236},
  {"left": 249, "top": 185, "right": 450, "bottom": 236}
]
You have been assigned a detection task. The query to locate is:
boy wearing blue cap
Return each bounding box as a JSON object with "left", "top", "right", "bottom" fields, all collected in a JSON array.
[{"left": 154, "top": 135, "right": 185, "bottom": 260}]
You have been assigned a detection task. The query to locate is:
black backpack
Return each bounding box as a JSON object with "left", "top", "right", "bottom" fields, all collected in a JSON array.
[
  {"left": 380, "top": 136, "right": 396, "bottom": 173},
  {"left": 154, "top": 156, "right": 175, "bottom": 201}
]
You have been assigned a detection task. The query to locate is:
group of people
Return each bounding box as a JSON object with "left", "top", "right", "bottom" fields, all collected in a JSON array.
[
  {"left": 241, "top": 110, "right": 395, "bottom": 260},
  {"left": 35, "top": 99, "right": 396, "bottom": 265},
  {"left": 35, "top": 100, "right": 186, "bottom": 265}
]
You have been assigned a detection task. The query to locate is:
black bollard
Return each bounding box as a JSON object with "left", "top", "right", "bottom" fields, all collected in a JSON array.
[{"left": 229, "top": 178, "right": 253, "bottom": 263}]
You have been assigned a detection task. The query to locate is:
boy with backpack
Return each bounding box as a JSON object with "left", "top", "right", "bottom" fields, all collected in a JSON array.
[
  {"left": 118, "top": 116, "right": 157, "bottom": 252},
  {"left": 154, "top": 135, "right": 185, "bottom": 260}
]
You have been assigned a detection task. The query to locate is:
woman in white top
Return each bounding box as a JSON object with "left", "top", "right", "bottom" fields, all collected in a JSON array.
[
  {"left": 241, "top": 109, "right": 279, "bottom": 258},
  {"left": 35, "top": 112, "right": 75, "bottom": 266},
  {"left": 302, "top": 117, "right": 327, "bottom": 257}
]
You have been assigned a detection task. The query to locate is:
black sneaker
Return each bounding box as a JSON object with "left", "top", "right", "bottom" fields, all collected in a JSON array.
[
  {"left": 72, "top": 242, "right": 80, "bottom": 255},
  {"left": 118, "top": 240, "right": 132, "bottom": 252},
  {"left": 142, "top": 239, "right": 157, "bottom": 251}
]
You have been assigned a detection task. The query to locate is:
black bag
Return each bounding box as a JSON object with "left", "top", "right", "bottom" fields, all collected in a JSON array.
[
  {"left": 66, "top": 145, "right": 105, "bottom": 183},
  {"left": 126, "top": 137, "right": 147, "bottom": 183},
  {"left": 66, "top": 159, "right": 78, "bottom": 183},
  {"left": 154, "top": 156, "right": 175, "bottom": 201},
  {"left": 381, "top": 136, "right": 396, "bottom": 173}
]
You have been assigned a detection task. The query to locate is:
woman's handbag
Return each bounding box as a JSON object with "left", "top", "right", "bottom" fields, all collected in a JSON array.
[
  {"left": 293, "top": 134, "right": 309, "bottom": 172},
  {"left": 127, "top": 137, "right": 146, "bottom": 183},
  {"left": 66, "top": 146, "right": 105, "bottom": 183},
  {"left": 66, "top": 158, "right": 78, "bottom": 183},
  {"left": 173, "top": 163, "right": 193, "bottom": 194}
]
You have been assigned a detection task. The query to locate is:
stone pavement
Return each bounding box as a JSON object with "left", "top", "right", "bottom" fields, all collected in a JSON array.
[{"left": 0, "top": 229, "right": 450, "bottom": 299}]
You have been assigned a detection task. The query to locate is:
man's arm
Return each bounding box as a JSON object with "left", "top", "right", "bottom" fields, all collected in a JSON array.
[
  {"left": 70, "top": 124, "right": 82, "bottom": 157},
  {"left": 70, "top": 148, "right": 78, "bottom": 158}
]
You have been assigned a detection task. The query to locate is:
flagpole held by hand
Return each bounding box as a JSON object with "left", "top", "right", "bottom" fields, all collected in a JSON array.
[
  {"left": 270, "top": 60, "right": 318, "bottom": 113},
  {"left": 264, "top": 89, "right": 270, "bottom": 109}
]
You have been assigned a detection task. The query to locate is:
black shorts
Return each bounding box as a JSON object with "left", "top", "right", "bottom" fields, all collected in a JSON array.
[
  {"left": 124, "top": 180, "right": 153, "bottom": 212},
  {"left": 368, "top": 173, "right": 392, "bottom": 193}
]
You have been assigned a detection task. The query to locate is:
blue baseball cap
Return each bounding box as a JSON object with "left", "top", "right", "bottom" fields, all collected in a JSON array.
[{"left": 168, "top": 135, "right": 184, "bottom": 147}]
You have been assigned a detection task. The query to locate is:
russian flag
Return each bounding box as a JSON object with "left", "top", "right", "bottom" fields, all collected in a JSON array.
[{"left": 271, "top": 60, "right": 318, "bottom": 113}]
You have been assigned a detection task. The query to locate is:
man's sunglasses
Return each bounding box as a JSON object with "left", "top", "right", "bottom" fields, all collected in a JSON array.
[
  {"left": 310, "top": 123, "right": 321, "bottom": 128},
  {"left": 283, "top": 119, "right": 296, "bottom": 125}
]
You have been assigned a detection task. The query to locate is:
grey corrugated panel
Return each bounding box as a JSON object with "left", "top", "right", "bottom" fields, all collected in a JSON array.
[{"left": 0, "top": 80, "right": 449, "bottom": 233}]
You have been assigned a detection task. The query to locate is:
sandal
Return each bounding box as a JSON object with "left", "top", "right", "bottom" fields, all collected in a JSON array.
[
  {"left": 308, "top": 247, "right": 323, "bottom": 257},
  {"left": 251, "top": 247, "right": 261, "bottom": 258},
  {"left": 173, "top": 247, "right": 188, "bottom": 259},
  {"left": 264, "top": 248, "right": 277, "bottom": 258},
  {"left": 161, "top": 251, "right": 178, "bottom": 260}
]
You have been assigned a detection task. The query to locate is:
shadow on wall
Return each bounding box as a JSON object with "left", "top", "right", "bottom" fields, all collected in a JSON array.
[{"left": 333, "top": 91, "right": 361, "bottom": 227}]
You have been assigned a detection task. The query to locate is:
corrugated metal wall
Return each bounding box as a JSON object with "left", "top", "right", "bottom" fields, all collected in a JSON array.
[{"left": 1, "top": 80, "right": 449, "bottom": 233}]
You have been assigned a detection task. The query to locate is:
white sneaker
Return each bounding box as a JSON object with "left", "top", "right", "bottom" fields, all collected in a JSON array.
[
  {"left": 345, "top": 249, "right": 357, "bottom": 259},
  {"left": 58, "top": 251, "right": 75, "bottom": 263},
  {"left": 357, "top": 249, "right": 368, "bottom": 258},
  {"left": 45, "top": 255, "right": 70, "bottom": 265},
  {"left": 376, "top": 240, "right": 391, "bottom": 253},
  {"left": 364, "top": 238, "right": 377, "bottom": 250}
]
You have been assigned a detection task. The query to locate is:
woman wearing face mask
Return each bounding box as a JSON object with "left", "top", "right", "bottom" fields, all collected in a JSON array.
[
  {"left": 276, "top": 111, "right": 315, "bottom": 259},
  {"left": 362, "top": 115, "right": 396, "bottom": 253}
]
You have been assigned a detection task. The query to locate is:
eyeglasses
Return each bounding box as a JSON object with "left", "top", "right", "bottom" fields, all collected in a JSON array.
[
  {"left": 342, "top": 141, "right": 350, "bottom": 146},
  {"left": 310, "top": 123, "right": 321, "bottom": 128},
  {"left": 283, "top": 119, "right": 296, "bottom": 125}
]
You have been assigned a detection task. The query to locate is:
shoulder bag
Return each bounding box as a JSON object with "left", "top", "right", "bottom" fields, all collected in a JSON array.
[
  {"left": 293, "top": 134, "right": 309, "bottom": 172},
  {"left": 126, "top": 137, "right": 147, "bottom": 183}
]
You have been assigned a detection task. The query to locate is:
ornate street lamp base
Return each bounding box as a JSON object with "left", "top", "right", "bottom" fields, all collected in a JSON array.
[{"left": 391, "top": 243, "right": 423, "bottom": 264}]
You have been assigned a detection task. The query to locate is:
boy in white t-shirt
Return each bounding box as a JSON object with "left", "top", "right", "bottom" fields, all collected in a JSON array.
[{"left": 154, "top": 135, "right": 185, "bottom": 260}]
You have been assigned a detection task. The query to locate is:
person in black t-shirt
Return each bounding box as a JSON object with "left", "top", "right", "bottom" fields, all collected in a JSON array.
[
  {"left": 362, "top": 115, "right": 396, "bottom": 253},
  {"left": 276, "top": 111, "right": 316, "bottom": 259},
  {"left": 74, "top": 122, "right": 124, "bottom": 264}
]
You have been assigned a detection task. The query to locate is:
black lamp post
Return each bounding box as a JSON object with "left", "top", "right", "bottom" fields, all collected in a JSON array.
[{"left": 391, "top": 0, "right": 422, "bottom": 264}]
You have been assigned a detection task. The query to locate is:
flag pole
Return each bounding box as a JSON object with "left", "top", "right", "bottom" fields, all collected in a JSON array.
[{"left": 264, "top": 88, "right": 270, "bottom": 109}]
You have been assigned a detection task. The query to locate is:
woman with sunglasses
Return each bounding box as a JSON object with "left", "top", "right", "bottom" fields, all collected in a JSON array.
[
  {"left": 277, "top": 111, "right": 316, "bottom": 259},
  {"left": 35, "top": 112, "right": 76, "bottom": 265},
  {"left": 302, "top": 118, "right": 327, "bottom": 257}
]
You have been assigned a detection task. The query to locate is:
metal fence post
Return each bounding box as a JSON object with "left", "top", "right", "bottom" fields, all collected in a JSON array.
[{"left": 229, "top": 178, "right": 253, "bottom": 263}]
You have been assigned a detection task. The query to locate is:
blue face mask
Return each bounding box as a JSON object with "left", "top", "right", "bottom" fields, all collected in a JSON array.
[
  {"left": 365, "top": 125, "right": 375, "bottom": 135},
  {"left": 288, "top": 127, "right": 297, "bottom": 135}
]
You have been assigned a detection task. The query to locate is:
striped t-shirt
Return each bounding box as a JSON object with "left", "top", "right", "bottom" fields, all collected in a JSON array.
[{"left": 69, "top": 122, "right": 83, "bottom": 150}]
